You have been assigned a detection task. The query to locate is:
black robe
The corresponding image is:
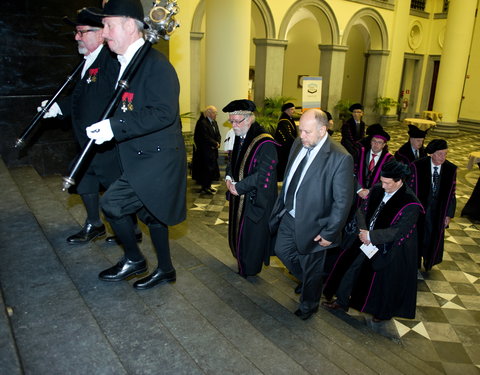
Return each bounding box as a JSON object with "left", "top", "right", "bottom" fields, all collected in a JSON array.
[
  {"left": 341, "top": 117, "right": 365, "bottom": 157},
  {"left": 461, "top": 162, "right": 480, "bottom": 221},
  {"left": 274, "top": 113, "right": 297, "bottom": 181},
  {"left": 410, "top": 157, "right": 457, "bottom": 271},
  {"left": 324, "top": 183, "right": 422, "bottom": 320},
  {"left": 191, "top": 113, "right": 221, "bottom": 187},
  {"left": 394, "top": 141, "right": 427, "bottom": 166},
  {"left": 226, "top": 122, "right": 278, "bottom": 276}
]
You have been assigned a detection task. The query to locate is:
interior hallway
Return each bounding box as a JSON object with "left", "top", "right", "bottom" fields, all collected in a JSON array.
[{"left": 0, "top": 124, "right": 479, "bottom": 374}]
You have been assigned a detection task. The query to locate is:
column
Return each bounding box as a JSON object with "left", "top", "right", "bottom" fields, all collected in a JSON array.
[
  {"left": 190, "top": 31, "right": 204, "bottom": 120},
  {"left": 433, "top": 0, "right": 477, "bottom": 135},
  {"left": 363, "top": 50, "right": 390, "bottom": 124},
  {"left": 253, "top": 38, "right": 288, "bottom": 108},
  {"left": 205, "top": 0, "right": 251, "bottom": 140},
  {"left": 319, "top": 44, "right": 348, "bottom": 115}
]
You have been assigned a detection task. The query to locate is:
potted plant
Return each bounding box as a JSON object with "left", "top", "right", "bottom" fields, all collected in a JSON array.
[
  {"left": 334, "top": 99, "right": 354, "bottom": 123},
  {"left": 256, "top": 95, "right": 296, "bottom": 135},
  {"left": 374, "top": 97, "right": 398, "bottom": 116}
]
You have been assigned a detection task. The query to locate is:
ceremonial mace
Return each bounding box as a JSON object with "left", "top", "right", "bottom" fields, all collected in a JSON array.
[
  {"left": 61, "top": 0, "right": 180, "bottom": 191},
  {"left": 14, "top": 60, "right": 86, "bottom": 150}
]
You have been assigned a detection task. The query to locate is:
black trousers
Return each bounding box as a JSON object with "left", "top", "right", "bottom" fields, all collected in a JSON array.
[
  {"left": 274, "top": 213, "right": 326, "bottom": 313},
  {"left": 101, "top": 175, "right": 173, "bottom": 271}
]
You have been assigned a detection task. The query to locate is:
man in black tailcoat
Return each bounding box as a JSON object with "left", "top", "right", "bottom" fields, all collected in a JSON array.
[
  {"left": 410, "top": 139, "right": 457, "bottom": 271},
  {"left": 40, "top": 7, "right": 128, "bottom": 244},
  {"left": 192, "top": 105, "right": 221, "bottom": 194},
  {"left": 85, "top": 0, "right": 187, "bottom": 289}
]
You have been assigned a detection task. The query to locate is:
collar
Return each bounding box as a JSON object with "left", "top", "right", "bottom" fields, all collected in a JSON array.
[
  {"left": 117, "top": 38, "right": 145, "bottom": 67},
  {"left": 82, "top": 44, "right": 104, "bottom": 77}
]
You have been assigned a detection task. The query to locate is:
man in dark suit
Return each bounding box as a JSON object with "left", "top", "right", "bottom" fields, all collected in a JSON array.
[
  {"left": 270, "top": 109, "right": 354, "bottom": 320},
  {"left": 40, "top": 8, "right": 126, "bottom": 244},
  {"left": 394, "top": 125, "right": 427, "bottom": 166},
  {"left": 191, "top": 105, "right": 221, "bottom": 194},
  {"left": 86, "top": 0, "right": 187, "bottom": 289},
  {"left": 341, "top": 103, "right": 365, "bottom": 156}
]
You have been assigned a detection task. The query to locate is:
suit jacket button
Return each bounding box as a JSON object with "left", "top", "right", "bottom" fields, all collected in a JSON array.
[
  {"left": 137, "top": 151, "right": 143, "bottom": 155},
  {"left": 156, "top": 146, "right": 161, "bottom": 151}
]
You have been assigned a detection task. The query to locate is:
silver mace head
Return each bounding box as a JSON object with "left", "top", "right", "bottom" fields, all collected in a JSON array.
[{"left": 144, "top": 0, "right": 180, "bottom": 43}]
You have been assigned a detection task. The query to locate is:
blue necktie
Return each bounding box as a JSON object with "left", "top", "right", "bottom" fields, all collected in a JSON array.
[{"left": 432, "top": 166, "right": 439, "bottom": 195}]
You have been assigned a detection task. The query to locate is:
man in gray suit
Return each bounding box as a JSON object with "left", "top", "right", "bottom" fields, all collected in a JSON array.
[{"left": 270, "top": 109, "right": 354, "bottom": 320}]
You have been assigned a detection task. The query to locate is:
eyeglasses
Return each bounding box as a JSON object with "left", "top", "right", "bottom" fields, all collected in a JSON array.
[
  {"left": 228, "top": 117, "right": 246, "bottom": 125},
  {"left": 73, "top": 29, "right": 98, "bottom": 37}
]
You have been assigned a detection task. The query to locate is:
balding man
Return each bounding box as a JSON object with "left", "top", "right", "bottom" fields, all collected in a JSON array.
[
  {"left": 192, "top": 105, "right": 221, "bottom": 194},
  {"left": 270, "top": 109, "right": 354, "bottom": 320}
]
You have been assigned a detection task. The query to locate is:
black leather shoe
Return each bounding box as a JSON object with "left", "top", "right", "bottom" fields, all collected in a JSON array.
[
  {"left": 105, "top": 232, "right": 142, "bottom": 244},
  {"left": 98, "top": 257, "right": 147, "bottom": 282},
  {"left": 133, "top": 268, "right": 176, "bottom": 290},
  {"left": 294, "top": 283, "right": 302, "bottom": 294},
  {"left": 321, "top": 300, "right": 348, "bottom": 312},
  {"left": 67, "top": 224, "right": 106, "bottom": 244},
  {"left": 200, "top": 187, "right": 213, "bottom": 195},
  {"left": 294, "top": 306, "right": 319, "bottom": 320}
]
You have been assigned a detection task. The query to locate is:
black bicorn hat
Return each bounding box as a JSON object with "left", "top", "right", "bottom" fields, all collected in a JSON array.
[
  {"left": 349, "top": 103, "right": 364, "bottom": 112},
  {"left": 281, "top": 102, "right": 295, "bottom": 112},
  {"left": 222, "top": 99, "right": 257, "bottom": 114},
  {"left": 407, "top": 125, "right": 428, "bottom": 138},
  {"left": 381, "top": 159, "right": 411, "bottom": 179},
  {"left": 425, "top": 139, "right": 448, "bottom": 154},
  {"left": 87, "top": 0, "right": 146, "bottom": 27},
  {"left": 63, "top": 7, "right": 104, "bottom": 28}
]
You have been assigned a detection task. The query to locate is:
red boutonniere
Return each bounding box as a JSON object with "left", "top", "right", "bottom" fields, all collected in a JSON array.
[
  {"left": 86, "top": 68, "right": 99, "bottom": 84},
  {"left": 121, "top": 92, "right": 134, "bottom": 112}
]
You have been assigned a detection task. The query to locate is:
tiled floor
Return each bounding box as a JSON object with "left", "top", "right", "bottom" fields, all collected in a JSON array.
[{"left": 187, "top": 123, "right": 480, "bottom": 374}]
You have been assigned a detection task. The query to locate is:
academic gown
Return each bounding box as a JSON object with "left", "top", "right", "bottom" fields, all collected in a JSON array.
[
  {"left": 394, "top": 141, "right": 427, "bottom": 166},
  {"left": 274, "top": 113, "right": 297, "bottom": 181},
  {"left": 226, "top": 122, "right": 278, "bottom": 276},
  {"left": 410, "top": 157, "right": 457, "bottom": 271},
  {"left": 324, "top": 183, "right": 422, "bottom": 320}
]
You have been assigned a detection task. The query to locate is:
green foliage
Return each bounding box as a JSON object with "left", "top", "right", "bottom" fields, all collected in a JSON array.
[
  {"left": 256, "top": 95, "right": 296, "bottom": 135},
  {"left": 334, "top": 99, "right": 354, "bottom": 121},
  {"left": 374, "top": 97, "right": 398, "bottom": 115}
]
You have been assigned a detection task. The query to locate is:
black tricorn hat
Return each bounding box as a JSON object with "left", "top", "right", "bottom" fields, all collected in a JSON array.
[
  {"left": 349, "top": 103, "right": 364, "bottom": 112},
  {"left": 63, "top": 7, "right": 104, "bottom": 28},
  {"left": 222, "top": 99, "right": 256, "bottom": 114},
  {"left": 425, "top": 139, "right": 448, "bottom": 154},
  {"left": 381, "top": 159, "right": 411, "bottom": 179},
  {"left": 88, "top": 0, "right": 146, "bottom": 27},
  {"left": 407, "top": 125, "right": 427, "bottom": 138}
]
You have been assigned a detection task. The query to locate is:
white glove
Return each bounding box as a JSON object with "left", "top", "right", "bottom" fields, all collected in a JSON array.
[
  {"left": 37, "top": 100, "right": 62, "bottom": 118},
  {"left": 86, "top": 119, "right": 114, "bottom": 145}
]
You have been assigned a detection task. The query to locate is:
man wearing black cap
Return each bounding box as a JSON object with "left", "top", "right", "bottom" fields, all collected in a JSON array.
[
  {"left": 354, "top": 124, "right": 393, "bottom": 202},
  {"left": 274, "top": 102, "right": 297, "bottom": 181},
  {"left": 394, "top": 125, "right": 427, "bottom": 165},
  {"left": 85, "top": 0, "right": 187, "bottom": 290},
  {"left": 224, "top": 99, "right": 278, "bottom": 277},
  {"left": 341, "top": 103, "right": 365, "bottom": 156},
  {"left": 323, "top": 160, "right": 423, "bottom": 322},
  {"left": 39, "top": 7, "right": 126, "bottom": 244},
  {"left": 410, "top": 139, "right": 457, "bottom": 271}
]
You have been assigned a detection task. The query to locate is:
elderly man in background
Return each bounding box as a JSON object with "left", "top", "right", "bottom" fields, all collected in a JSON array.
[
  {"left": 224, "top": 99, "right": 278, "bottom": 278},
  {"left": 274, "top": 102, "right": 297, "bottom": 181},
  {"left": 192, "top": 105, "right": 221, "bottom": 194},
  {"left": 394, "top": 125, "right": 428, "bottom": 166},
  {"left": 270, "top": 109, "right": 354, "bottom": 320},
  {"left": 341, "top": 103, "right": 365, "bottom": 157}
]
